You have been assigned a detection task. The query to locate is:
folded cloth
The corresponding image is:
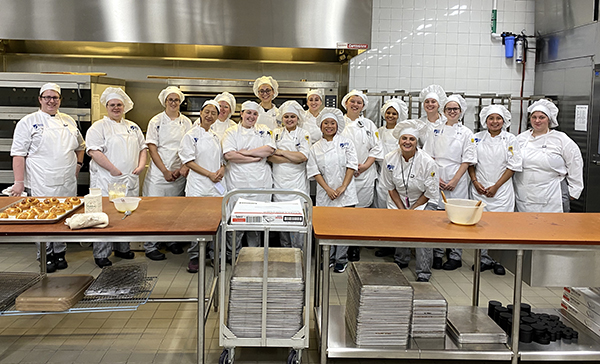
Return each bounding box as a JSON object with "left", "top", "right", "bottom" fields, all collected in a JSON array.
[
  {"left": 1, "top": 185, "right": 27, "bottom": 196},
  {"left": 65, "top": 213, "right": 109, "bottom": 229}
]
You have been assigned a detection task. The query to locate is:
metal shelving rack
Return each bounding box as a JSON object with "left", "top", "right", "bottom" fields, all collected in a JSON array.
[{"left": 218, "top": 189, "right": 313, "bottom": 364}]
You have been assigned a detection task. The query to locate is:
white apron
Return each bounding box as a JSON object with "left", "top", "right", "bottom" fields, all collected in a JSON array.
[
  {"left": 143, "top": 115, "right": 188, "bottom": 197},
  {"left": 272, "top": 128, "right": 309, "bottom": 201},
  {"left": 514, "top": 134, "right": 563, "bottom": 212},
  {"left": 376, "top": 127, "right": 398, "bottom": 208},
  {"left": 27, "top": 115, "right": 78, "bottom": 197},
  {"left": 90, "top": 121, "right": 141, "bottom": 197}
]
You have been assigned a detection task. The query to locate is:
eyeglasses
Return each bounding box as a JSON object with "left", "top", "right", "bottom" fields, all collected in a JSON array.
[
  {"left": 258, "top": 89, "right": 272, "bottom": 95},
  {"left": 107, "top": 103, "right": 124, "bottom": 108},
  {"left": 40, "top": 96, "right": 60, "bottom": 101},
  {"left": 167, "top": 98, "right": 181, "bottom": 104},
  {"left": 445, "top": 107, "right": 461, "bottom": 112}
]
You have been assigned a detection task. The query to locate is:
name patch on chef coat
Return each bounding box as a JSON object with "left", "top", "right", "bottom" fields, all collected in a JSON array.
[{"left": 387, "top": 164, "right": 395, "bottom": 171}]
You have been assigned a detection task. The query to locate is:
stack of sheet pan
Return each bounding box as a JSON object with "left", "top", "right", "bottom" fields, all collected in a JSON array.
[
  {"left": 345, "top": 262, "right": 413, "bottom": 346},
  {"left": 410, "top": 282, "right": 447, "bottom": 338},
  {"left": 447, "top": 306, "right": 508, "bottom": 344},
  {"left": 227, "top": 247, "right": 304, "bottom": 338}
]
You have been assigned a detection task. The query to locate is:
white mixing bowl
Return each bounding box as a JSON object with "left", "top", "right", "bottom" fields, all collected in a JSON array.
[{"left": 445, "top": 198, "right": 486, "bottom": 225}]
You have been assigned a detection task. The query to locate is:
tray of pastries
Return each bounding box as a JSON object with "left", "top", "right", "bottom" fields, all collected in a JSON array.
[{"left": 0, "top": 197, "right": 84, "bottom": 224}]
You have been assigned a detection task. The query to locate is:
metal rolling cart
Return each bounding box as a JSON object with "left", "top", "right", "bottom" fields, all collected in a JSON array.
[{"left": 218, "top": 189, "right": 313, "bottom": 364}]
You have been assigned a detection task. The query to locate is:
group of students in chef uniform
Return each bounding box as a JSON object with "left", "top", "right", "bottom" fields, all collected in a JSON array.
[{"left": 11, "top": 80, "right": 584, "bottom": 280}]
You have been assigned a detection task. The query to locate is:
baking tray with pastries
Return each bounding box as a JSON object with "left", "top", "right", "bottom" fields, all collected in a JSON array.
[{"left": 0, "top": 197, "right": 84, "bottom": 224}]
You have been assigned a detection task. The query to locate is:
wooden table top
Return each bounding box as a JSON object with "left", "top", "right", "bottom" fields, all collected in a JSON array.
[
  {"left": 0, "top": 197, "right": 222, "bottom": 237},
  {"left": 312, "top": 206, "right": 600, "bottom": 247}
]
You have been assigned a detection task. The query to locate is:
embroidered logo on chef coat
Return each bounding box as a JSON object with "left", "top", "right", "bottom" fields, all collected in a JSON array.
[
  {"left": 193, "top": 137, "right": 198, "bottom": 143},
  {"left": 508, "top": 146, "right": 514, "bottom": 155},
  {"left": 304, "top": 135, "right": 310, "bottom": 142},
  {"left": 130, "top": 125, "right": 138, "bottom": 132},
  {"left": 430, "top": 171, "right": 436, "bottom": 177},
  {"left": 366, "top": 130, "right": 371, "bottom": 137},
  {"left": 32, "top": 123, "right": 42, "bottom": 130},
  {"left": 339, "top": 142, "right": 350, "bottom": 149},
  {"left": 375, "top": 131, "right": 379, "bottom": 139},
  {"left": 433, "top": 129, "right": 440, "bottom": 135},
  {"left": 387, "top": 164, "right": 395, "bottom": 171},
  {"left": 474, "top": 137, "right": 480, "bottom": 144},
  {"left": 470, "top": 138, "right": 475, "bottom": 143}
]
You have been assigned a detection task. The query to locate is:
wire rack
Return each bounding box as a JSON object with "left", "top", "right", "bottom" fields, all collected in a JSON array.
[{"left": 0, "top": 272, "right": 43, "bottom": 312}]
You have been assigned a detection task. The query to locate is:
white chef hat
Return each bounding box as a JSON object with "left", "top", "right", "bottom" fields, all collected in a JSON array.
[
  {"left": 392, "top": 119, "right": 422, "bottom": 139},
  {"left": 444, "top": 94, "right": 467, "bottom": 119},
  {"left": 341, "top": 89, "right": 369, "bottom": 110},
  {"left": 317, "top": 107, "right": 346, "bottom": 134},
  {"left": 241, "top": 100, "right": 261, "bottom": 112},
  {"left": 214, "top": 92, "right": 236, "bottom": 118},
  {"left": 277, "top": 100, "right": 305, "bottom": 124},
  {"left": 253, "top": 76, "right": 279, "bottom": 99},
  {"left": 380, "top": 98, "right": 409, "bottom": 123},
  {"left": 158, "top": 86, "right": 184, "bottom": 107},
  {"left": 479, "top": 105, "right": 512, "bottom": 129},
  {"left": 397, "top": 126, "right": 419, "bottom": 140},
  {"left": 39, "top": 83, "right": 61, "bottom": 96},
  {"left": 307, "top": 88, "right": 324, "bottom": 100},
  {"left": 100, "top": 87, "right": 134, "bottom": 113},
  {"left": 527, "top": 99, "right": 559, "bottom": 128},
  {"left": 201, "top": 99, "right": 220, "bottom": 113},
  {"left": 419, "top": 84, "right": 447, "bottom": 107}
]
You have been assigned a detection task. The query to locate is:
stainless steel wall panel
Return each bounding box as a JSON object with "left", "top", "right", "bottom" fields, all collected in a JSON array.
[
  {"left": 535, "top": 0, "right": 595, "bottom": 35},
  {"left": 0, "top": 0, "right": 372, "bottom": 49}
]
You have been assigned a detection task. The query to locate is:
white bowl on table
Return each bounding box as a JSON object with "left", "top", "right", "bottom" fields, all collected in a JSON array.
[
  {"left": 111, "top": 197, "right": 141, "bottom": 213},
  {"left": 445, "top": 198, "right": 486, "bottom": 225}
]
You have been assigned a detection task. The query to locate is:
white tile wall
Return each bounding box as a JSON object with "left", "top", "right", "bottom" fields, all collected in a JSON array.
[{"left": 351, "top": 0, "right": 536, "bottom": 133}]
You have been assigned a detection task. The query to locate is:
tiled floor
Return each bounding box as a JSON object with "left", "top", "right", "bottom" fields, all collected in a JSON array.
[{"left": 0, "top": 243, "right": 566, "bottom": 363}]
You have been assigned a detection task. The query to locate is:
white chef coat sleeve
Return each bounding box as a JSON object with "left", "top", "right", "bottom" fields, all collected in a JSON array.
[
  {"left": 135, "top": 126, "right": 147, "bottom": 151},
  {"left": 145, "top": 115, "right": 160, "bottom": 146},
  {"left": 178, "top": 131, "right": 196, "bottom": 165},
  {"left": 562, "top": 134, "right": 584, "bottom": 199},
  {"left": 422, "top": 154, "right": 439, "bottom": 201},
  {"left": 379, "top": 153, "right": 395, "bottom": 192},
  {"left": 264, "top": 130, "right": 277, "bottom": 149},
  {"left": 306, "top": 146, "right": 320, "bottom": 179},
  {"left": 369, "top": 123, "right": 385, "bottom": 161},
  {"left": 10, "top": 116, "right": 34, "bottom": 157},
  {"left": 85, "top": 121, "right": 106, "bottom": 153},
  {"left": 346, "top": 139, "right": 359, "bottom": 171},
  {"left": 182, "top": 116, "right": 193, "bottom": 133},
  {"left": 298, "top": 128, "right": 311, "bottom": 158},
  {"left": 461, "top": 128, "right": 477, "bottom": 165},
  {"left": 506, "top": 133, "right": 523, "bottom": 173},
  {"left": 222, "top": 127, "right": 237, "bottom": 154}
]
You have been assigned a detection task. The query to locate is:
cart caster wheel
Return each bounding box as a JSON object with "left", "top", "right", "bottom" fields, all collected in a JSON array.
[
  {"left": 287, "top": 349, "right": 299, "bottom": 364},
  {"left": 219, "top": 349, "right": 232, "bottom": 364}
]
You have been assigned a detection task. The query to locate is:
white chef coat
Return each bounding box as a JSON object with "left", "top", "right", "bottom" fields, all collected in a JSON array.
[
  {"left": 418, "top": 114, "right": 447, "bottom": 155},
  {"left": 11, "top": 110, "right": 85, "bottom": 197},
  {"left": 514, "top": 129, "right": 583, "bottom": 212},
  {"left": 210, "top": 118, "right": 237, "bottom": 140},
  {"left": 179, "top": 125, "right": 226, "bottom": 197},
  {"left": 142, "top": 112, "right": 192, "bottom": 197},
  {"left": 307, "top": 134, "right": 359, "bottom": 207},
  {"left": 271, "top": 126, "right": 311, "bottom": 201},
  {"left": 375, "top": 126, "right": 399, "bottom": 208},
  {"left": 256, "top": 105, "right": 279, "bottom": 130},
  {"left": 471, "top": 130, "right": 522, "bottom": 212},
  {"left": 222, "top": 123, "right": 276, "bottom": 206},
  {"left": 86, "top": 116, "right": 147, "bottom": 197},
  {"left": 341, "top": 115, "right": 384, "bottom": 207},
  {"left": 380, "top": 148, "right": 438, "bottom": 209},
  {"left": 301, "top": 110, "right": 323, "bottom": 144},
  {"left": 429, "top": 122, "right": 477, "bottom": 206}
]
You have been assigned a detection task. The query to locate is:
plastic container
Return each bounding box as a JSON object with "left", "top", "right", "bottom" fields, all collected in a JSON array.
[
  {"left": 505, "top": 35, "right": 515, "bottom": 58},
  {"left": 444, "top": 199, "right": 486, "bottom": 225},
  {"left": 111, "top": 197, "right": 141, "bottom": 212},
  {"left": 84, "top": 188, "right": 103, "bottom": 213}
]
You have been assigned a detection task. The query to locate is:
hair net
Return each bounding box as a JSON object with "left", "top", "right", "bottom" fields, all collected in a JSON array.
[
  {"left": 39, "top": 83, "right": 61, "bottom": 96},
  {"left": 307, "top": 88, "right": 324, "bottom": 101},
  {"left": 527, "top": 99, "right": 559, "bottom": 128},
  {"left": 341, "top": 89, "right": 369, "bottom": 110},
  {"left": 241, "top": 100, "right": 261, "bottom": 112},
  {"left": 317, "top": 107, "right": 346, "bottom": 134},
  {"left": 201, "top": 100, "right": 220, "bottom": 114},
  {"left": 392, "top": 119, "right": 422, "bottom": 139},
  {"left": 253, "top": 76, "right": 279, "bottom": 99},
  {"left": 214, "top": 92, "right": 236, "bottom": 118},
  {"left": 380, "top": 98, "right": 409, "bottom": 123},
  {"left": 158, "top": 86, "right": 184, "bottom": 108},
  {"left": 419, "top": 84, "right": 447, "bottom": 108},
  {"left": 100, "top": 87, "right": 134, "bottom": 113},
  {"left": 479, "top": 105, "right": 512, "bottom": 129},
  {"left": 277, "top": 100, "right": 305, "bottom": 124},
  {"left": 444, "top": 94, "right": 467, "bottom": 119}
]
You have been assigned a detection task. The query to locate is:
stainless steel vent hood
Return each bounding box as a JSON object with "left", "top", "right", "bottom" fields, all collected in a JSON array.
[{"left": 0, "top": 0, "right": 372, "bottom": 50}]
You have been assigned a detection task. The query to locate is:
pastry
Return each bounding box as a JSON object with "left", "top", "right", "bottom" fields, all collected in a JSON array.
[
  {"left": 5, "top": 207, "right": 20, "bottom": 216},
  {"left": 68, "top": 197, "right": 82, "bottom": 205},
  {"left": 0, "top": 212, "right": 8, "bottom": 219},
  {"left": 16, "top": 212, "right": 30, "bottom": 219},
  {"left": 26, "top": 197, "right": 39, "bottom": 205}
]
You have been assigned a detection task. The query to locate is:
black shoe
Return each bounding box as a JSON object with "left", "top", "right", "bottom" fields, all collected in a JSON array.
[
  {"left": 416, "top": 277, "right": 429, "bottom": 282},
  {"left": 348, "top": 247, "right": 360, "bottom": 262},
  {"left": 432, "top": 257, "right": 443, "bottom": 270},
  {"left": 471, "top": 262, "right": 495, "bottom": 272},
  {"left": 166, "top": 244, "right": 184, "bottom": 255},
  {"left": 375, "top": 247, "right": 395, "bottom": 257},
  {"left": 54, "top": 252, "right": 68, "bottom": 270},
  {"left": 45, "top": 253, "right": 57, "bottom": 273},
  {"left": 442, "top": 259, "right": 462, "bottom": 270},
  {"left": 187, "top": 258, "right": 199, "bottom": 273},
  {"left": 493, "top": 263, "right": 506, "bottom": 275},
  {"left": 114, "top": 250, "right": 135, "bottom": 259},
  {"left": 95, "top": 258, "right": 112, "bottom": 268},
  {"left": 395, "top": 262, "right": 409, "bottom": 269},
  {"left": 145, "top": 250, "right": 166, "bottom": 261}
]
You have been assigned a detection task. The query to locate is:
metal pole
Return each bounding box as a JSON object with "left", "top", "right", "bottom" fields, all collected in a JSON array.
[
  {"left": 198, "top": 240, "right": 206, "bottom": 364},
  {"left": 320, "top": 244, "right": 330, "bottom": 364},
  {"left": 511, "top": 249, "right": 524, "bottom": 364},
  {"left": 213, "top": 227, "right": 220, "bottom": 312},
  {"left": 472, "top": 248, "right": 481, "bottom": 306},
  {"left": 314, "top": 235, "right": 321, "bottom": 308}
]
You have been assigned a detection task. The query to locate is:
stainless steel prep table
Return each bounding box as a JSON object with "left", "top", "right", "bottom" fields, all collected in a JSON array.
[
  {"left": 312, "top": 206, "right": 600, "bottom": 364},
  {"left": 0, "top": 196, "right": 222, "bottom": 364}
]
